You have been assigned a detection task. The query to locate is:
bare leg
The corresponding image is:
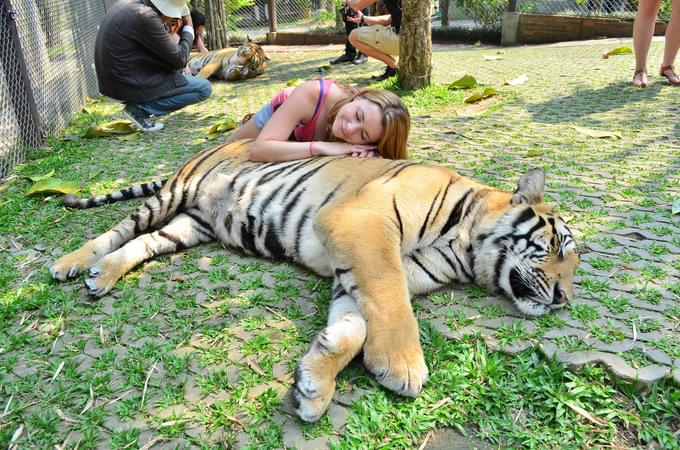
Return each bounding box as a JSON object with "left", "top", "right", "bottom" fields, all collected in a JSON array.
[
  {"left": 348, "top": 29, "right": 398, "bottom": 69},
  {"left": 293, "top": 281, "right": 367, "bottom": 422},
  {"left": 633, "top": 0, "right": 662, "bottom": 86},
  {"left": 661, "top": 0, "right": 680, "bottom": 83}
]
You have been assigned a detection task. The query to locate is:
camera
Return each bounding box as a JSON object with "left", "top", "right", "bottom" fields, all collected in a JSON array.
[{"left": 340, "top": 4, "right": 357, "bottom": 21}]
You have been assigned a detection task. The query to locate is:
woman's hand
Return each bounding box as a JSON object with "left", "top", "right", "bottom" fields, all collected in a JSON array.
[
  {"left": 351, "top": 150, "right": 377, "bottom": 158},
  {"left": 315, "top": 141, "right": 376, "bottom": 156}
]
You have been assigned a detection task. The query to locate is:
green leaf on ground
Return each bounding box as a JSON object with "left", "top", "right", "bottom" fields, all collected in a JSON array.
[
  {"left": 602, "top": 46, "right": 632, "bottom": 59},
  {"left": 84, "top": 120, "right": 137, "bottom": 138},
  {"left": 464, "top": 87, "right": 497, "bottom": 103},
  {"left": 449, "top": 75, "right": 478, "bottom": 90},
  {"left": 26, "top": 178, "right": 80, "bottom": 196},
  {"left": 28, "top": 170, "right": 55, "bottom": 182},
  {"left": 82, "top": 105, "right": 98, "bottom": 114},
  {"left": 672, "top": 199, "right": 680, "bottom": 215},
  {"left": 573, "top": 125, "right": 622, "bottom": 139},
  {"left": 206, "top": 119, "right": 237, "bottom": 140},
  {"left": 504, "top": 74, "right": 529, "bottom": 86},
  {"left": 286, "top": 78, "right": 301, "bottom": 87},
  {"left": 117, "top": 132, "right": 142, "bottom": 141}
]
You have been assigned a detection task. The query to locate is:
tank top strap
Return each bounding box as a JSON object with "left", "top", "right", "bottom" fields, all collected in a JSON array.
[{"left": 309, "top": 78, "right": 334, "bottom": 123}]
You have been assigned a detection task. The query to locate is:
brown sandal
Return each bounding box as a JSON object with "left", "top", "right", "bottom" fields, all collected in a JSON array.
[
  {"left": 632, "top": 68, "right": 648, "bottom": 88},
  {"left": 659, "top": 65, "right": 680, "bottom": 86}
]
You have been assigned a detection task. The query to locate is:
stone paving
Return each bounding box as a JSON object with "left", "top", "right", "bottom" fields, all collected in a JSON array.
[{"left": 0, "top": 39, "right": 678, "bottom": 448}]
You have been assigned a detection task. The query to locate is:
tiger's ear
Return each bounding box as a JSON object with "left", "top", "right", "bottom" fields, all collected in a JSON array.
[{"left": 511, "top": 169, "right": 545, "bottom": 205}]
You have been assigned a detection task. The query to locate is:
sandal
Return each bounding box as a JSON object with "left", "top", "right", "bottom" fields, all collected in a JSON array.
[
  {"left": 659, "top": 65, "right": 680, "bottom": 86},
  {"left": 632, "top": 68, "right": 648, "bottom": 88}
]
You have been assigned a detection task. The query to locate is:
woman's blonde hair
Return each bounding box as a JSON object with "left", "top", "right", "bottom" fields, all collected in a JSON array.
[{"left": 326, "top": 88, "right": 410, "bottom": 160}]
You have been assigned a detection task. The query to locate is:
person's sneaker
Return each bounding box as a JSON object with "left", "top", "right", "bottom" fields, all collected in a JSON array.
[
  {"left": 371, "top": 66, "right": 397, "bottom": 81},
  {"left": 330, "top": 53, "right": 355, "bottom": 65},
  {"left": 352, "top": 53, "right": 368, "bottom": 65},
  {"left": 123, "top": 105, "right": 164, "bottom": 132}
]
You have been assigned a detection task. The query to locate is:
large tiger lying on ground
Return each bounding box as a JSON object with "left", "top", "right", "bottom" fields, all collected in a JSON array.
[
  {"left": 188, "top": 42, "right": 268, "bottom": 81},
  {"left": 51, "top": 140, "right": 579, "bottom": 422}
]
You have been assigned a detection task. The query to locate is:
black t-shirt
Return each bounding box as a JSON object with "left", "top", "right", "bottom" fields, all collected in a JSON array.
[{"left": 383, "top": 0, "right": 402, "bottom": 33}]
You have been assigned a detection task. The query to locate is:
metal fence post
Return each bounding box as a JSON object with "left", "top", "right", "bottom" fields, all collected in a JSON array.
[
  {"left": 1, "top": 0, "right": 43, "bottom": 147},
  {"left": 267, "top": 0, "right": 277, "bottom": 32}
]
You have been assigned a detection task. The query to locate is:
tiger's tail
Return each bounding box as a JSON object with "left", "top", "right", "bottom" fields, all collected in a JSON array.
[{"left": 62, "top": 180, "right": 167, "bottom": 209}]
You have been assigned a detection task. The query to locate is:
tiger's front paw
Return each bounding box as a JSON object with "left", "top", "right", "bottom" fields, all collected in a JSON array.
[
  {"left": 363, "top": 320, "right": 428, "bottom": 397},
  {"left": 292, "top": 356, "right": 336, "bottom": 423}
]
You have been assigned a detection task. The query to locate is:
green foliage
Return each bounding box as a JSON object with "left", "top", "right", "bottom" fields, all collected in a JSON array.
[
  {"left": 454, "top": 0, "right": 508, "bottom": 30},
  {"left": 628, "top": 0, "right": 674, "bottom": 21},
  {"left": 224, "top": 0, "right": 255, "bottom": 30}
]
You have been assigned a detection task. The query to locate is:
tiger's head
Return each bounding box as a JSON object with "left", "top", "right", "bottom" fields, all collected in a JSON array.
[
  {"left": 235, "top": 42, "right": 269, "bottom": 74},
  {"left": 475, "top": 169, "right": 579, "bottom": 316}
]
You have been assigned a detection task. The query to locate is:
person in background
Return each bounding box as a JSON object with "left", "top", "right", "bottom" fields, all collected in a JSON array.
[
  {"left": 94, "top": 0, "right": 212, "bottom": 132},
  {"left": 346, "top": 0, "right": 402, "bottom": 81},
  {"left": 632, "top": 0, "right": 680, "bottom": 87},
  {"left": 190, "top": 8, "right": 209, "bottom": 53},
  {"left": 330, "top": 1, "right": 368, "bottom": 65}
]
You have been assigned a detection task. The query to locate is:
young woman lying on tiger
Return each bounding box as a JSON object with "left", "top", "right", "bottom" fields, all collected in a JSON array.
[
  {"left": 226, "top": 78, "right": 410, "bottom": 161},
  {"left": 51, "top": 140, "right": 579, "bottom": 423}
]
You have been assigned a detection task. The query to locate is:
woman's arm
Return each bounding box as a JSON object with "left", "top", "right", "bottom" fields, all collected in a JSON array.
[
  {"left": 249, "top": 81, "right": 318, "bottom": 161},
  {"left": 348, "top": 12, "right": 392, "bottom": 27},
  {"left": 195, "top": 35, "right": 209, "bottom": 53}
]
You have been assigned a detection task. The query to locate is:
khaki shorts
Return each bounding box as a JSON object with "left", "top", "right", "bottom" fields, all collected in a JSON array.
[{"left": 355, "top": 25, "right": 399, "bottom": 56}]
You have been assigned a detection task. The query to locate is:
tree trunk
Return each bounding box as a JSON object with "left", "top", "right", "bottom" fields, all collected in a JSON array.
[
  {"left": 439, "top": 0, "right": 449, "bottom": 27},
  {"left": 205, "top": 0, "right": 229, "bottom": 49},
  {"left": 399, "top": 0, "right": 432, "bottom": 90}
]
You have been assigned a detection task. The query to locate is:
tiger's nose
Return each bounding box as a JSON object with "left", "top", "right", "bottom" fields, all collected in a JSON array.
[{"left": 552, "top": 284, "right": 568, "bottom": 305}]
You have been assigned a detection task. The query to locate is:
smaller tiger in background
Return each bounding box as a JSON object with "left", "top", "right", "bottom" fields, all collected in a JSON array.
[{"left": 188, "top": 42, "right": 269, "bottom": 81}]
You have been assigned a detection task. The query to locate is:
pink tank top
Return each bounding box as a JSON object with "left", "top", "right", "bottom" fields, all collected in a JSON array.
[{"left": 270, "top": 78, "right": 335, "bottom": 142}]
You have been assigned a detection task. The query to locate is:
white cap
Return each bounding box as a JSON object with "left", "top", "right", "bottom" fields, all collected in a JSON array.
[{"left": 150, "top": 0, "right": 190, "bottom": 18}]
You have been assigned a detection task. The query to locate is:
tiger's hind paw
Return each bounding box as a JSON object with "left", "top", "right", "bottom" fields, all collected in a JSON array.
[{"left": 292, "top": 360, "right": 336, "bottom": 423}]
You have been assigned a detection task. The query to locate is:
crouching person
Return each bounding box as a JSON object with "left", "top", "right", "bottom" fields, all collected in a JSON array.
[{"left": 94, "top": 0, "right": 212, "bottom": 132}]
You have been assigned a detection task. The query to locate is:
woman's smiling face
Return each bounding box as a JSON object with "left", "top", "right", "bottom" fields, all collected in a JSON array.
[{"left": 331, "top": 98, "right": 384, "bottom": 146}]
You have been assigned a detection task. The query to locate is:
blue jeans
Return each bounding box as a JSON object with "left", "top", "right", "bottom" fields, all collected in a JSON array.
[{"left": 132, "top": 75, "right": 212, "bottom": 117}]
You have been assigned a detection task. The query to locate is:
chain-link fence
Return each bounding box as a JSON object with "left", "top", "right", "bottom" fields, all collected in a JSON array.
[
  {"left": 195, "top": 0, "right": 338, "bottom": 43},
  {"left": 515, "top": 0, "right": 637, "bottom": 18},
  {"left": 0, "top": 0, "right": 114, "bottom": 181}
]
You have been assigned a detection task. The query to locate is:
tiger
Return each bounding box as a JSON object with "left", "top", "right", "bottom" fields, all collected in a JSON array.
[
  {"left": 188, "top": 42, "right": 268, "bottom": 81},
  {"left": 50, "top": 139, "right": 579, "bottom": 423}
]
